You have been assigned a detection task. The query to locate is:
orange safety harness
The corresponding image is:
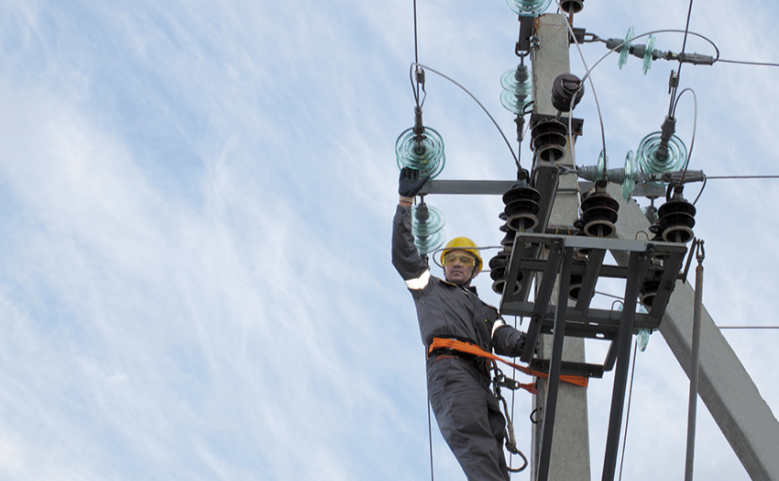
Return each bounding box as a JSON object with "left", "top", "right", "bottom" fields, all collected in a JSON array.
[{"left": 428, "top": 337, "right": 589, "bottom": 394}]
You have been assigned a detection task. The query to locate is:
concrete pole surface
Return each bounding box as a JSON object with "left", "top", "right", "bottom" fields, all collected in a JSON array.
[
  {"left": 530, "top": 13, "right": 591, "bottom": 481},
  {"left": 609, "top": 183, "right": 779, "bottom": 481}
]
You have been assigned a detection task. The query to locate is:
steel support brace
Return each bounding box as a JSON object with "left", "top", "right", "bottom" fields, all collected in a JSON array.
[
  {"left": 575, "top": 248, "right": 606, "bottom": 315},
  {"left": 536, "top": 248, "right": 575, "bottom": 481},
  {"left": 601, "top": 251, "right": 651, "bottom": 481},
  {"left": 521, "top": 241, "right": 564, "bottom": 363}
]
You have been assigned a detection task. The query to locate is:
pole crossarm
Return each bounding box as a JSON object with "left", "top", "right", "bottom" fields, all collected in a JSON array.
[{"left": 499, "top": 232, "right": 687, "bottom": 481}]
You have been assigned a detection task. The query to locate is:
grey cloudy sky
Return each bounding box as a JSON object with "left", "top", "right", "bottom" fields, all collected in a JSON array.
[{"left": 0, "top": 0, "right": 777, "bottom": 480}]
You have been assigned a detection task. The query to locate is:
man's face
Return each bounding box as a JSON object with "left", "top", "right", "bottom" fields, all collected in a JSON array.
[{"left": 443, "top": 249, "right": 480, "bottom": 284}]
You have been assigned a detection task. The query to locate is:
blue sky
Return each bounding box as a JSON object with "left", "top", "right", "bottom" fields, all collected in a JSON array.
[{"left": 1, "top": 0, "right": 778, "bottom": 480}]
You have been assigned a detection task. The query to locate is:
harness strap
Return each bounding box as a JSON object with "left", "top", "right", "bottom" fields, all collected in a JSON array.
[{"left": 428, "top": 338, "right": 589, "bottom": 389}]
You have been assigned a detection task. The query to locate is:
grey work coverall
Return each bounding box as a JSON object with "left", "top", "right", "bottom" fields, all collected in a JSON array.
[{"left": 392, "top": 204, "right": 526, "bottom": 481}]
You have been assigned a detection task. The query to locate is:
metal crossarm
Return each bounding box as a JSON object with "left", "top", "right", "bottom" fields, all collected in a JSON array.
[{"left": 497, "top": 232, "right": 687, "bottom": 481}]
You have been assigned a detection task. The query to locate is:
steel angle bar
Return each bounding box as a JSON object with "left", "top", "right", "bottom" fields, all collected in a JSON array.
[
  {"left": 536, "top": 247, "right": 575, "bottom": 481},
  {"left": 419, "top": 180, "right": 516, "bottom": 196},
  {"left": 500, "top": 301, "right": 538, "bottom": 317},
  {"left": 579, "top": 181, "right": 666, "bottom": 199},
  {"left": 531, "top": 165, "right": 559, "bottom": 235},
  {"left": 500, "top": 238, "right": 529, "bottom": 309},
  {"left": 575, "top": 248, "right": 606, "bottom": 315},
  {"left": 519, "top": 258, "right": 629, "bottom": 280},
  {"left": 602, "top": 340, "right": 620, "bottom": 373},
  {"left": 538, "top": 322, "right": 617, "bottom": 340},
  {"left": 525, "top": 307, "right": 658, "bottom": 332},
  {"left": 529, "top": 359, "right": 606, "bottom": 379},
  {"left": 603, "top": 251, "right": 650, "bottom": 373},
  {"left": 520, "top": 240, "right": 564, "bottom": 363},
  {"left": 602, "top": 250, "right": 651, "bottom": 481}
]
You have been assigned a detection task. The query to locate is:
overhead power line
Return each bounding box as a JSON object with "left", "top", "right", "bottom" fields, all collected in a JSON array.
[
  {"left": 716, "top": 59, "right": 779, "bottom": 67},
  {"left": 718, "top": 326, "right": 779, "bottom": 330},
  {"left": 706, "top": 175, "right": 779, "bottom": 180}
]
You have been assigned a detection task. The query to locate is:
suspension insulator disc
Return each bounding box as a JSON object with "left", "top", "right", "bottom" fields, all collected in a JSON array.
[
  {"left": 643, "top": 34, "right": 656, "bottom": 74},
  {"left": 395, "top": 126, "right": 446, "bottom": 179},
  {"left": 595, "top": 149, "right": 609, "bottom": 181},
  {"left": 636, "top": 131, "right": 688, "bottom": 183},
  {"left": 506, "top": 0, "right": 553, "bottom": 17},
  {"left": 415, "top": 231, "right": 446, "bottom": 255},
  {"left": 623, "top": 151, "right": 638, "bottom": 201},
  {"left": 618, "top": 27, "right": 634, "bottom": 70},
  {"left": 500, "top": 68, "right": 533, "bottom": 115},
  {"left": 412, "top": 204, "right": 445, "bottom": 237},
  {"left": 531, "top": 119, "right": 568, "bottom": 163}
]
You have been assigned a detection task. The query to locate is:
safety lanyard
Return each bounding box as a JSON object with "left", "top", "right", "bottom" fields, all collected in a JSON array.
[{"left": 428, "top": 337, "right": 589, "bottom": 391}]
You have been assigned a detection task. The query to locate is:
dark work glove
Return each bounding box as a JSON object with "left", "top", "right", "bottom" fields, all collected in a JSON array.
[
  {"left": 398, "top": 167, "right": 431, "bottom": 198},
  {"left": 515, "top": 332, "right": 527, "bottom": 354},
  {"left": 515, "top": 332, "right": 540, "bottom": 356}
]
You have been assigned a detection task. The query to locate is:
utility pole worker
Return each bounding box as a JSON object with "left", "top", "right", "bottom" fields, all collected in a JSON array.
[{"left": 392, "top": 167, "right": 528, "bottom": 481}]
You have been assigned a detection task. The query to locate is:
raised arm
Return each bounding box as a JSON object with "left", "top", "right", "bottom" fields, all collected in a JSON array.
[{"left": 392, "top": 168, "right": 431, "bottom": 286}]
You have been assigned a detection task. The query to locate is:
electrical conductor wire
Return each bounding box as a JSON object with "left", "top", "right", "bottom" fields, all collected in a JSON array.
[
  {"left": 409, "top": 62, "right": 520, "bottom": 168},
  {"left": 693, "top": 174, "right": 779, "bottom": 205},
  {"left": 412, "top": 7, "right": 433, "bottom": 480},
  {"left": 716, "top": 59, "right": 779, "bottom": 67},
  {"left": 692, "top": 176, "right": 706, "bottom": 205},
  {"left": 670, "top": 0, "right": 696, "bottom": 118},
  {"left": 718, "top": 326, "right": 779, "bottom": 330},
  {"left": 675, "top": 88, "right": 697, "bottom": 182},
  {"left": 705, "top": 175, "right": 779, "bottom": 179},
  {"left": 552, "top": 0, "right": 608, "bottom": 168},
  {"left": 413, "top": 0, "right": 421, "bottom": 107}
]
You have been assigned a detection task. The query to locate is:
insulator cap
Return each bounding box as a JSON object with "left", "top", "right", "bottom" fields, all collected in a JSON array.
[
  {"left": 551, "top": 74, "right": 585, "bottom": 112},
  {"left": 560, "top": 0, "right": 584, "bottom": 14}
]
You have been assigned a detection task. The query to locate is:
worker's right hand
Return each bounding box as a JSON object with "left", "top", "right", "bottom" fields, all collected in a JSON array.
[{"left": 398, "top": 167, "right": 431, "bottom": 198}]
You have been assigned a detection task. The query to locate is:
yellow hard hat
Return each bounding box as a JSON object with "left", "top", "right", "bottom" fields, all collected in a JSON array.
[{"left": 440, "top": 237, "right": 483, "bottom": 268}]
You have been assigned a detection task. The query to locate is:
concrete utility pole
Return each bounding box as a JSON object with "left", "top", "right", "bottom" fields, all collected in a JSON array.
[
  {"left": 530, "top": 14, "right": 591, "bottom": 481},
  {"left": 609, "top": 183, "right": 779, "bottom": 481}
]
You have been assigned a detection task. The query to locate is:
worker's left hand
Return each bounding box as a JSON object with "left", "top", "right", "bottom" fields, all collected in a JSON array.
[{"left": 398, "top": 167, "right": 430, "bottom": 198}]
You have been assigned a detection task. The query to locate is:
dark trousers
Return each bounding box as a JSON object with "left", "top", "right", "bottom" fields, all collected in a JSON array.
[{"left": 427, "top": 356, "right": 510, "bottom": 481}]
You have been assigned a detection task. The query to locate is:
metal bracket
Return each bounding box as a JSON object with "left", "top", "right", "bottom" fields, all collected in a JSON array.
[
  {"left": 516, "top": 16, "right": 535, "bottom": 54},
  {"left": 498, "top": 232, "right": 687, "bottom": 481}
]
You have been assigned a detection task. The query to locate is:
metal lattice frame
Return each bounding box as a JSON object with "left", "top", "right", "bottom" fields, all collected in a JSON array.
[{"left": 499, "top": 232, "right": 687, "bottom": 481}]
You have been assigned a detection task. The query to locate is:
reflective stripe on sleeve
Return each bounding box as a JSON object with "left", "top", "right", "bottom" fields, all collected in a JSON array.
[
  {"left": 404, "top": 270, "right": 431, "bottom": 290},
  {"left": 491, "top": 319, "right": 506, "bottom": 338}
]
